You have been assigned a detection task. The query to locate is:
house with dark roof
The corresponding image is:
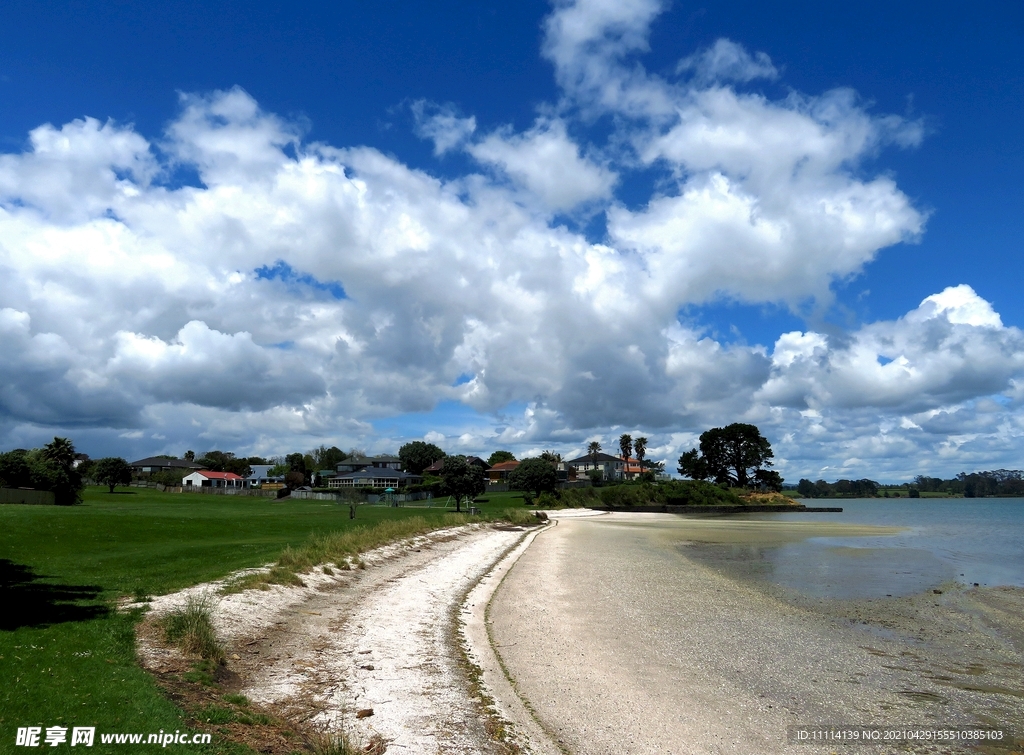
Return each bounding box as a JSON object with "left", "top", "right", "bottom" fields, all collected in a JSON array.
[
  {"left": 336, "top": 455, "right": 403, "bottom": 473},
  {"left": 563, "top": 452, "right": 631, "bottom": 481},
  {"left": 130, "top": 456, "right": 202, "bottom": 475},
  {"left": 328, "top": 467, "right": 422, "bottom": 489},
  {"left": 423, "top": 456, "right": 489, "bottom": 474}
]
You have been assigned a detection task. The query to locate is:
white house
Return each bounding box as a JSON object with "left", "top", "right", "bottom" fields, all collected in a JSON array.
[
  {"left": 563, "top": 452, "right": 629, "bottom": 481},
  {"left": 182, "top": 470, "right": 249, "bottom": 488}
]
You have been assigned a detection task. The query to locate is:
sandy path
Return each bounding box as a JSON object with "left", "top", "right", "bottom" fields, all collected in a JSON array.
[
  {"left": 489, "top": 512, "right": 1024, "bottom": 755},
  {"left": 140, "top": 523, "right": 539, "bottom": 753}
]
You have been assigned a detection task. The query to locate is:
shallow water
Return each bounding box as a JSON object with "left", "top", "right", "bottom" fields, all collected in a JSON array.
[{"left": 680, "top": 498, "right": 1024, "bottom": 599}]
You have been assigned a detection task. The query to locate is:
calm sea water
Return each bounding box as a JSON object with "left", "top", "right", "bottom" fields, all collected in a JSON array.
[{"left": 687, "top": 498, "right": 1024, "bottom": 599}]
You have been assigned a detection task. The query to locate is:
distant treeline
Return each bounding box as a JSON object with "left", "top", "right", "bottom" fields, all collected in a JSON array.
[
  {"left": 798, "top": 469, "right": 1024, "bottom": 498},
  {"left": 914, "top": 470, "right": 1024, "bottom": 497}
]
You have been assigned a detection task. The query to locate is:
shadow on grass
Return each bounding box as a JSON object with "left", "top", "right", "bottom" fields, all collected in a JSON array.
[{"left": 0, "top": 559, "right": 108, "bottom": 630}]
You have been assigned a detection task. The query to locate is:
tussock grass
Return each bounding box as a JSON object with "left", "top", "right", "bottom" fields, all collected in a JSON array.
[
  {"left": 499, "top": 507, "right": 546, "bottom": 526},
  {"left": 308, "top": 729, "right": 386, "bottom": 755},
  {"left": 161, "top": 593, "right": 225, "bottom": 663}
]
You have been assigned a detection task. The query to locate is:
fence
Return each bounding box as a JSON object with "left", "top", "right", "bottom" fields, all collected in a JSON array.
[
  {"left": 365, "top": 491, "right": 435, "bottom": 505},
  {"left": 0, "top": 488, "right": 56, "bottom": 505},
  {"left": 285, "top": 490, "right": 343, "bottom": 501},
  {"left": 170, "top": 486, "right": 277, "bottom": 498}
]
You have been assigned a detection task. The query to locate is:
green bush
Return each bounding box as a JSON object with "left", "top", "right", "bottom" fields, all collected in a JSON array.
[
  {"left": 662, "top": 480, "right": 742, "bottom": 506},
  {"left": 599, "top": 484, "right": 655, "bottom": 507},
  {"left": 559, "top": 487, "right": 600, "bottom": 507},
  {"left": 536, "top": 490, "right": 560, "bottom": 508}
]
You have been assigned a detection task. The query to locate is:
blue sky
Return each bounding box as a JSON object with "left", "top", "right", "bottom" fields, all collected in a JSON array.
[{"left": 1, "top": 1, "right": 1023, "bottom": 481}]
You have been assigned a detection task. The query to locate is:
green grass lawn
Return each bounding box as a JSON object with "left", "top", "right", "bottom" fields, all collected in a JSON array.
[{"left": 1, "top": 487, "right": 529, "bottom": 753}]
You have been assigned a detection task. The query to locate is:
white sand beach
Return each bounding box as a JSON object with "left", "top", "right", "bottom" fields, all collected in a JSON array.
[
  {"left": 138, "top": 511, "right": 1024, "bottom": 755},
  {"left": 488, "top": 511, "right": 1024, "bottom": 754}
]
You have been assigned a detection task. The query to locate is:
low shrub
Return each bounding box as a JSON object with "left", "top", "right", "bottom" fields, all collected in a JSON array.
[{"left": 662, "top": 480, "right": 742, "bottom": 506}]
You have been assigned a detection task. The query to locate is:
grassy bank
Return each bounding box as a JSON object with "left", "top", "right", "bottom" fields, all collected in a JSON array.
[{"left": 1, "top": 486, "right": 531, "bottom": 753}]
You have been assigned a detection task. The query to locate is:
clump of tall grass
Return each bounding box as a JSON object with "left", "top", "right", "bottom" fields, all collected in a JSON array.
[
  {"left": 307, "top": 728, "right": 385, "bottom": 755},
  {"left": 499, "top": 508, "right": 547, "bottom": 526},
  {"left": 161, "top": 593, "right": 225, "bottom": 663}
]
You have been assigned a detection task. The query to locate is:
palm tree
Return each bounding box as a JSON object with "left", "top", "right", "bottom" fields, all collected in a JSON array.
[
  {"left": 634, "top": 437, "right": 648, "bottom": 469},
  {"left": 42, "top": 437, "right": 76, "bottom": 470},
  {"left": 618, "top": 434, "right": 633, "bottom": 479},
  {"left": 587, "top": 441, "right": 601, "bottom": 470}
]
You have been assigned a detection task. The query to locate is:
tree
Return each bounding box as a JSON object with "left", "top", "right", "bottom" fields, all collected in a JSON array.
[
  {"left": 797, "top": 478, "right": 816, "bottom": 498},
  {"left": 439, "top": 456, "right": 485, "bottom": 512},
  {"left": 634, "top": 437, "right": 648, "bottom": 467},
  {"left": 42, "top": 437, "right": 76, "bottom": 471},
  {"left": 677, "top": 448, "right": 711, "bottom": 482},
  {"left": 587, "top": 441, "right": 602, "bottom": 465},
  {"left": 268, "top": 463, "right": 290, "bottom": 478},
  {"left": 618, "top": 434, "right": 633, "bottom": 461},
  {"left": 311, "top": 445, "right": 347, "bottom": 471},
  {"left": 94, "top": 457, "right": 133, "bottom": 493},
  {"left": 285, "top": 453, "right": 308, "bottom": 484},
  {"left": 754, "top": 469, "right": 784, "bottom": 492},
  {"left": 40, "top": 438, "right": 84, "bottom": 504},
  {"left": 509, "top": 457, "right": 558, "bottom": 497},
  {"left": 539, "top": 450, "right": 561, "bottom": 465},
  {"left": 184, "top": 450, "right": 195, "bottom": 462},
  {"left": 487, "top": 450, "right": 516, "bottom": 466},
  {"left": 399, "top": 441, "right": 446, "bottom": 474},
  {"left": 677, "top": 423, "right": 775, "bottom": 488},
  {"left": 0, "top": 450, "right": 32, "bottom": 488}
]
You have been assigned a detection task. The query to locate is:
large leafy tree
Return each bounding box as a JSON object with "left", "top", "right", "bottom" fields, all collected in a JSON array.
[
  {"left": 399, "top": 441, "right": 446, "bottom": 474},
  {"left": 0, "top": 450, "right": 32, "bottom": 488},
  {"left": 677, "top": 423, "right": 776, "bottom": 488},
  {"left": 487, "top": 450, "right": 516, "bottom": 466},
  {"left": 311, "top": 445, "right": 347, "bottom": 470},
  {"left": 439, "top": 455, "right": 485, "bottom": 512},
  {"left": 509, "top": 457, "right": 558, "bottom": 497},
  {"left": 94, "top": 457, "right": 133, "bottom": 493}
]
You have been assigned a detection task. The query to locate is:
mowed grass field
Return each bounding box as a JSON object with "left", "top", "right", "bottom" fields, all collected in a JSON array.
[{"left": 0, "top": 486, "right": 529, "bottom": 753}]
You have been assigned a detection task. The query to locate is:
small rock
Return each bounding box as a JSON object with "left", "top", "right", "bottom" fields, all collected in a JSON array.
[
  {"left": 932, "top": 589, "right": 943, "bottom": 595},
  {"left": 232, "top": 653, "right": 241, "bottom": 660},
  {"left": 356, "top": 708, "right": 374, "bottom": 719},
  {"left": 359, "top": 664, "right": 375, "bottom": 670}
]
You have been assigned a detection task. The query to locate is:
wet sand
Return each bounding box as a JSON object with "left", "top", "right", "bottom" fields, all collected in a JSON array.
[{"left": 489, "top": 512, "right": 1024, "bottom": 754}]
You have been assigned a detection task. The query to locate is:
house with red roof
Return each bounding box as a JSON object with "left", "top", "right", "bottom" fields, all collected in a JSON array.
[
  {"left": 182, "top": 470, "right": 250, "bottom": 488},
  {"left": 486, "top": 460, "right": 520, "bottom": 484}
]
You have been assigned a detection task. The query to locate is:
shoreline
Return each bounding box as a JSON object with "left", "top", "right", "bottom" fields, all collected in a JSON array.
[
  {"left": 488, "top": 511, "right": 1024, "bottom": 754},
  {"left": 134, "top": 509, "right": 1024, "bottom": 754}
]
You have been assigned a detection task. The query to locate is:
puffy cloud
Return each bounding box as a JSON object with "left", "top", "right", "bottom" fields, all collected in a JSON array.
[
  {"left": 759, "top": 286, "right": 1024, "bottom": 413},
  {"left": 467, "top": 118, "right": 617, "bottom": 211},
  {"left": 0, "top": 1, "right": 1017, "bottom": 480}
]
